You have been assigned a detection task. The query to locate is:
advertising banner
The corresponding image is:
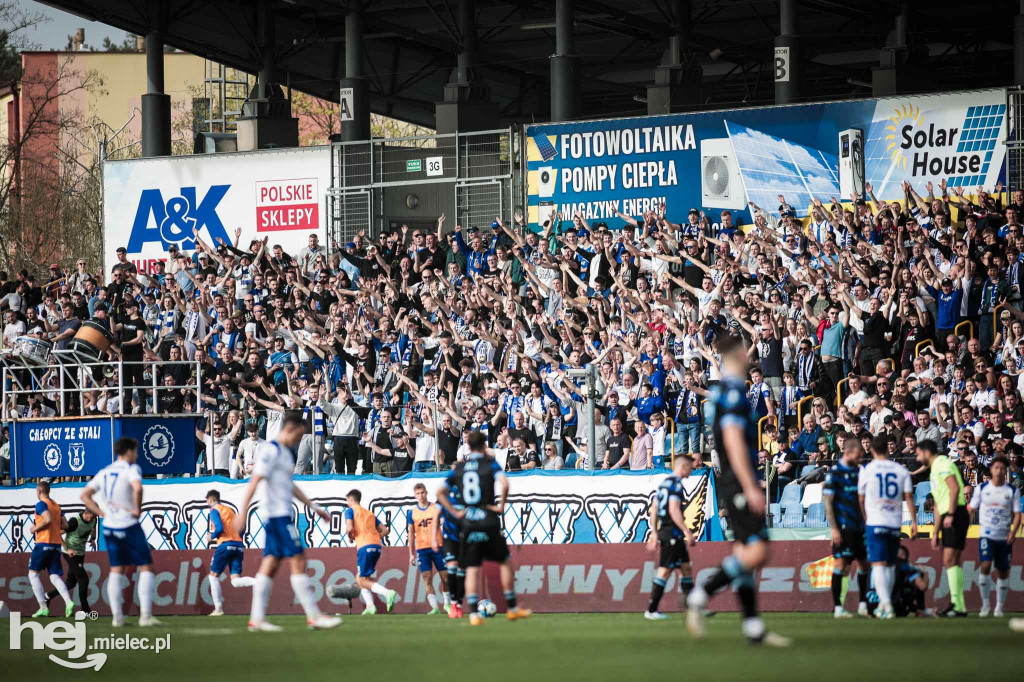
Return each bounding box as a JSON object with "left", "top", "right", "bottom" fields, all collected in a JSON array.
[
  {"left": 11, "top": 416, "right": 200, "bottom": 479},
  {"left": 0, "top": 541, "right": 1018, "bottom": 615},
  {"left": 0, "top": 470, "right": 722, "bottom": 555},
  {"left": 525, "top": 89, "right": 1007, "bottom": 232},
  {"left": 102, "top": 146, "right": 332, "bottom": 275}
]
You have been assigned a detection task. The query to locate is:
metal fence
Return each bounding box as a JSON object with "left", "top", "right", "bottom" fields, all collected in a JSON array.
[
  {"left": 327, "top": 128, "right": 520, "bottom": 248},
  {"left": 1006, "top": 87, "right": 1024, "bottom": 198}
]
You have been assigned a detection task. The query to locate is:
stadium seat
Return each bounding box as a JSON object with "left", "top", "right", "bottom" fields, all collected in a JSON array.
[
  {"left": 780, "top": 483, "right": 802, "bottom": 506},
  {"left": 769, "top": 503, "right": 781, "bottom": 526},
  {"left": 801, "top": 483, "right": 824, "bottom": 508},
  {"left": 917, "top": 509, "right": 934, "bottom": 525},
  {"left": 779, "top": 502, "right": 804, "bottom": 528},
  {"left": 915, "top": 482, "right": 931, "bottom": 503},
  {"left": 804, "top": 502, "right": 827, "bottom": 528},
  {"left": 564, "top": 452, "right": 577, "bottom": 469}
]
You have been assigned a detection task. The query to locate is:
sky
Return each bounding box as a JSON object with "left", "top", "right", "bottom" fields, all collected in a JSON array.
[{"left": 12, "top": 0, "right": 123, "bottom": 50}]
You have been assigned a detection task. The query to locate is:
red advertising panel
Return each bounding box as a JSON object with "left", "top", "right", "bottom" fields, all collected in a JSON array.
[{"left": 1, "top": 541, "right": 1018, "bottom": 616}]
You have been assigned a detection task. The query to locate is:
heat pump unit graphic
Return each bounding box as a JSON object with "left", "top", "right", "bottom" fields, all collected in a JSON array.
[
  {"left": 838, "top": 128, "right": 865, "bottom": 198},
  {"left": 700, "top": 138, "right": 746, "bottom": 209}
]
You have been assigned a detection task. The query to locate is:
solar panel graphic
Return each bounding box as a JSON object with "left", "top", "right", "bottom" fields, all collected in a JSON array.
[{"left": 723, "top": 120, "right": 840, "bottom": 216}]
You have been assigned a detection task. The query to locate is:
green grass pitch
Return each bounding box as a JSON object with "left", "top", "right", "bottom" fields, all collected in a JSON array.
[{"left": 3, "top": 612, "right": 1020, "bottom": 682}]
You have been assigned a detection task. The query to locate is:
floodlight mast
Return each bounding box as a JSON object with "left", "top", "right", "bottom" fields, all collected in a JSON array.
[{"left": 565, "top": 365, "right": 598, "bottom": 470}]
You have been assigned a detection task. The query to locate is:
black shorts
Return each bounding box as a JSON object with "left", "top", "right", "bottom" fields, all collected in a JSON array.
[
  {"left": 940, "top": 506, "right": 970, "bottom": 550},
  {"left": 721, "top": 480, "right": 769, "bottom": 546},
  {"left": 459, "top": 523, "right": 509, "bottom": 568},
  {"left": 833, "top": 528, "right": 867, "bottom": 563},
  {"left": 442, "top": 537, "right": 460, "bottom": 565},
  {"left": 658, "top": 532, "right": 690, "bottom": 569}
]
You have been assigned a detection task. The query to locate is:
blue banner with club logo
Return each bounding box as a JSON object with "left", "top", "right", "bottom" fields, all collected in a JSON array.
[{"left": 11, "top": 415, "right": 198, "bottom": 479}]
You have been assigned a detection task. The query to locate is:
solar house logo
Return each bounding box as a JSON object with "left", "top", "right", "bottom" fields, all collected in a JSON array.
[{"left": 886, "top": 102, "right": 1004, "bottom": 187}]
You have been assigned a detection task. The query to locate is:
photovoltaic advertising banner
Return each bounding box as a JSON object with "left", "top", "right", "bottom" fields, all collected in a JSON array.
[{"left": 525, "top": 88, "right": 1007, "bottom": 233}]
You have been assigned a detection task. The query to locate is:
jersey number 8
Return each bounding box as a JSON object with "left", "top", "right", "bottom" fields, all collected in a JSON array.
[{"left": 463, "top": 471, "right": 481, "bottom": 505}]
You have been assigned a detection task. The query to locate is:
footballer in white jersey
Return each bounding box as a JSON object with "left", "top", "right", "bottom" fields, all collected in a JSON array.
[
  {"left": 82, "top": 437, "right": 161, "bottom": 627},
  {"left": 857, "top": 437, "right": 917, "bottom": 619},
  {"left": 234, "top": 410, "right": 339, "bottom": 632},
  {"left": 967, "top": 456, "right": 1021, "bottom": 616}
]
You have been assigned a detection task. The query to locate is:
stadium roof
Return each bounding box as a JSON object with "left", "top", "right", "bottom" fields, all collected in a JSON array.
[{"left": 37, "top": 0, "right": 1020, "bottom": 128}]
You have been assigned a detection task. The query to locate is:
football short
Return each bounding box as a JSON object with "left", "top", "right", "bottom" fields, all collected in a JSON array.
[
  {"left": 832, "top": 528, "right": 868, "bottom": 563},
  {"left": 940, "top": 506, "right": 969, "bottom": 550},
  {"left": 459, "top": 524, "right": 509, "bottom": 568},
  {"left": 357, "top": 545, "right": 382, "bottom": 578},
  {"left": 210, "top": 543, "right": 245, "bottom": 575},
  {"left": 865, "top": 525, "right": 900, "bottom": 564},
  {"left": 721, "top": 481, "right": 769, "bottom": 546},
  {"left": 103, "top": 524, "right": 153, "bottom": 567},
  {"left": 28, "top": 543, "right": 63, "bottom": 575},
  {"left": 657, "top": 531, "right": 690, "bottom": 569},
  {"left": 979, "top": 537, "right": 1013, "bottom": 572},
  {"left": 263, "top": 516, "right": 303, "bottom": 559},
  {"left": 416, "top": 548, "right": 445, "bottom": 574},
  {"left": 442, "top": 537, "right": 460, "bottom": 565}
]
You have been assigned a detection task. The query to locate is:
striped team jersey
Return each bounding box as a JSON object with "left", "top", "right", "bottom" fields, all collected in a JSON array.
[
  {"left": 34, "top": 498, "right": 63, "bottom": 544},
  {"left": 407, "top": 502, "right": 439, "bottom": 550},
  {"left": 345, "top": 504, "right": 382, "bottom": 548},
  {"left": 209, "top": 503, "right": 243, "bottom": 546}
]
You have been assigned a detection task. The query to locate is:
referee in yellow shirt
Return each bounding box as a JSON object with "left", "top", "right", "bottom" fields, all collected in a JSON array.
[{"left": 915, "top": 440, "right": 968, "bottom": 617}]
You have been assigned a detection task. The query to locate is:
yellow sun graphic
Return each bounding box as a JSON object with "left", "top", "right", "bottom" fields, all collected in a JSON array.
[{"left": 884, "top": 103, "right": 925, "bottom": 171}]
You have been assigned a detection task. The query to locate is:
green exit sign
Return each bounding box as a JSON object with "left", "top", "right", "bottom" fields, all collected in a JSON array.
[{"left": 407, "top": 159, "right": 421, "bottom": 172}]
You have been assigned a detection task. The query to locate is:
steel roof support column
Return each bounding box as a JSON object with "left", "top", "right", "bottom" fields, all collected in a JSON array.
[
  {"left": 341, "top": 0, "right": 371, "bottom": 141},
  {"left": 142, "top": 0, "right": 171, "bottom": 157},
  {"left": 774, "top": 0, "right": 801, "bottom": 105},
  {"left": 550, "top": 0, "right": 579, "bottom": 122}
]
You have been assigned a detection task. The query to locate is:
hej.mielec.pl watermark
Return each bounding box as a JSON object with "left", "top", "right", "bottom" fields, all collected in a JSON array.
[{"left": 8, "top": 610, "right": 171, "bottom": 671}]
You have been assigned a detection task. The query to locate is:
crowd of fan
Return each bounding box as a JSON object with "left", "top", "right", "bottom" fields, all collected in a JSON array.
[{"left": 2, "top": 179, "right": 1024, "bottom": 492}]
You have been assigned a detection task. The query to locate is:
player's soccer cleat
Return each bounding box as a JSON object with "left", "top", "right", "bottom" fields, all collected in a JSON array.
[
  {"left": 448, "top": 604, "right": 462, "bottom": 619},
  {"left": 685, "top": 589, "right": 707, "bottom": 639},
  {"left": 138, "top": 616, "right": 165, "bottom": 628},
  {"left": 506, "top": 607, "right": 532, "bottom": 621},
  {"left": 65, "top": 604, "right": 75, "bottom": 618},
  {"left": 994, "top": 608, "right": 1005, "bottom": 618},
  {"left": 833, "top": 607, "right": 853, "bottom": 619},
  {"left": 939, "top": 604, "right": 968, "bottom": 618},
  {"left": 361, "top": 605, "right": 377, "bottom": 616},
  {"left": 644, "top": 611, "right": 668, "bottom": 621},
  {"left": 308, "top": 615, "right": 342, "bottom": 630},
  {"left": 979, "top": 605, "right": 991, "bottom": 618},
  {"left": 386, "top": 589, "right": 398, "bottom": 612},
  {"left": 247, "top": 620, "right": 282, "bottom": 632},
  {"left": 857, "top": 602, "right": 869, "bottom": 617},
  {"left": 427, "top": 607, "right": 442, "bottom": 615},
  {"left": 469, "top": 613, "right": 484, "bottom": 626},
  {"left": 876, "top": 606, "right": 895, "bottom": 620},
  {"left": 111, "top": 616, "right": 124, "bottom": 628},
  {"left": 209, "top": 607, "right": 225, "bottom": 617},
  {"left": 760, "top": 632, "right": 793, "bottom": 648},
  {"left": 31, "top": 608, "right": 49, "bottom": 618}
]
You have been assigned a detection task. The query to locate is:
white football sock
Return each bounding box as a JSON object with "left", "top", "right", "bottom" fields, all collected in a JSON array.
[
  {"left": 209, "top": 575, "right": 223, "bottom": 608},
  {"left": 250, "top": 573, "right": 272, "bottom": 623},
  {"left": 360, "top": 588, "right": 374, "bottom": 606},
  {"left": 28, "top": 571, "right": 46, "bottom": 608},
  {"left": 231, "top": 576, "right": 255, "bottom": 588},
  {"left": 996, "top": 578, "right": 1009, "bottom": 611},
  {"left": 977, "top": 573, "right": 991, "bottom": 610},
  {"left": 289, "top": 574, "right": 322, "bottom": 620},
  {"left": 108, "top": 573, "right": 126, "bottom": 621},
  {"left": 427, "top": 593, "right": 438, "bottom": 610},
  {"left": 442, "top": 591, "right": 451, "bottom": 607},
  {"left": 50, "top": 575, "right": 72, "bottom": 607},
  {"left": 138, "top": 571, "right": 154, "bottom": 619},
  {"left": 370, "top": 582, "right": 389, "bottom": 597},
  {"left": 871, "top": 566, "right": 891, "bottom": 607}
]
